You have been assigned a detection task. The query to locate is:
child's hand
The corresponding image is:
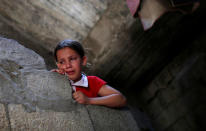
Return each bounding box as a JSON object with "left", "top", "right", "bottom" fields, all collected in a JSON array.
[
  {"left": 73, "top": 91, "right": 89, "bottom": 105},
  {"left": 50, "top": 69, "right": 65, "bottom": 75}
]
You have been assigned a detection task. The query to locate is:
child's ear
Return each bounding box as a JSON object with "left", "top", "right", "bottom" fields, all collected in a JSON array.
[{"left": 82, "top": 56, "right": 87, "bottom": 66}]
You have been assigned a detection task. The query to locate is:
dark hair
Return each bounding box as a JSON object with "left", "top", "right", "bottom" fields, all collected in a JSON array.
[{"left": 54, "top": 39, "right": 85, "bottom": 61}]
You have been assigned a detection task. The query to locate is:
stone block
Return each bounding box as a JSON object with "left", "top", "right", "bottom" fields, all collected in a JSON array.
[
  {"left": 9, "top": 104, "right": 94, "bottom": 131},
  {"left": 86, "top": 105, "right": 140, "bottom": 131},
  {"left": 145, "top": 97, "right": 164, "bottom": 119},
  {"left": 0, "top": 61, "right": 73, "bottom": 113},
  {"left": 21, "top": 71, "right": 73, "bottom": 112},
  {"left": 149, "top": 54, "right": 206, "bottom": 130},
  {"left": 157, "top": 85, "right": 179, "bottom": 108},
  {"left": 146, "top": 82, "right": 160, "bottom": 100},
  {"left": 153, "top": 100, "right": 186, "bottom": 131},
  {"left": 174, "top": 54, "right": 206, "bottom": 90},
  {"left": 0, "top": 37, "right": 46, "bottom": 69},
  {"left": 168, "top": 118, "right": 191, "bottom": 131},
  {"left": 146, "top": 70, "right": 173, "bottom": 101},
  {"left": 153, "top": 110, "right": 172, "bottom": 131},
  {"left": 155, "top": 69, "right": 173, "bottom": 87},
  {"left": 153, "top": 89, "right": 201, "bottom": 131}
]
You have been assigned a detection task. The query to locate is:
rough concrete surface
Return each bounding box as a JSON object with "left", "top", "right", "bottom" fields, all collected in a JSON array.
[
  {"left": 0, "top": 37, "right": 140, "bottom": 130},
  {"left": 9, "top": 104, "right": 94, "bottom": 131}
]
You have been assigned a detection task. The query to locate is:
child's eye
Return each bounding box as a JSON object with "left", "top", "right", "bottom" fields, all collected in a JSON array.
[
  {"left": 70, "top": 57, "right": 77, "bottom": 61},
  {"left": 59, "top": 61, "right": 65, "bottom": 64}
]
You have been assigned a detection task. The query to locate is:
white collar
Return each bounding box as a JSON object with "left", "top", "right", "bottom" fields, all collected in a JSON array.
[{"left": 70, "top": 74, "right": 88, "bottom": 88}]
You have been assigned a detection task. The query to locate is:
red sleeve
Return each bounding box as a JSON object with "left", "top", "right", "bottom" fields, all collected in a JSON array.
[{"left": 87, "top": 76, "right": 107, "bottom": 96}]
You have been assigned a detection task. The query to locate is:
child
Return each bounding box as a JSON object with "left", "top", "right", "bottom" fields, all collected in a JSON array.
[{"left": 52, "top": 39, "right": 126, "bottom": 107}]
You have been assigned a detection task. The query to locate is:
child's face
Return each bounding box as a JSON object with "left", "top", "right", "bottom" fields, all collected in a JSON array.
[{"left": 56, "top": 47, "right": 87, "bottom": 82}]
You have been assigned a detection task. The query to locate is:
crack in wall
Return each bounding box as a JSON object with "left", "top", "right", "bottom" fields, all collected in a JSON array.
[{"left": 85, "top": 106, "right": 96, "bottom": 131}]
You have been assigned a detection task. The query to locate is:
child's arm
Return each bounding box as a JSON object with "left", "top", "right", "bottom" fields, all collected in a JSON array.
[{"left": 73, "top": 85, "right": 127, "bottom": 107}]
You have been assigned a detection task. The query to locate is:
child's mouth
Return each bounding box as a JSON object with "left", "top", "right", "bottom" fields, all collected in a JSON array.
[{"left": 66, "top": 71, "right": 75, "bottom": 75}]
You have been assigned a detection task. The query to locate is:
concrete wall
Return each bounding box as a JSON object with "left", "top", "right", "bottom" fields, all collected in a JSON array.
[
  {"left": 0, "top": 0, "right": 108, "bottom": 69},
  {"left": 135, "top": 39, "right": 206, "bottom": 130}
]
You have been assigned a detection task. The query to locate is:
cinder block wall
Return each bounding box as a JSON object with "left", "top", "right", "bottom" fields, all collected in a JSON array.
[{"left": 135, "top": 38, "right": 206, "bottom": 130}]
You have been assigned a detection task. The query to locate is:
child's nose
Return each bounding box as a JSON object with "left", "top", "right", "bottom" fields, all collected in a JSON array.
[{"left": 65, "top": 61, "right": 72, "bottom": 68}]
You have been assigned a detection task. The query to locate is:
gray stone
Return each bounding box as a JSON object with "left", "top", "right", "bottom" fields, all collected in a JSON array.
[
  {"left": 0, "top": 37, "right": 46, "bottom": 70},
  {"left": 0, "top": 37, "right": 74, "bottom": 112},
  {"left": 9, "top": 104, "right": 94, "bottom": 131},
  {"left": 0, "top": 37, "right": 73, "bottom": 112},
  {"left": 86, "top": 105, "right": 140, "bottom": 131},
  {"left": 21, "top": 70, "right": 73, "bottom": 112}
]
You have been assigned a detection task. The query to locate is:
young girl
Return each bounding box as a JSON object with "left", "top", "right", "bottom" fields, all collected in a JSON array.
[{"left": 52, "top": 39, "right": 126, "bottom": 107}]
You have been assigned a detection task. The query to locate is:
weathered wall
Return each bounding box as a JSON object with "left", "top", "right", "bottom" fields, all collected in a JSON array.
[
  {"left": 85, "top": 0, "right": 206, "bottom": 90},
  {"left": 83, "top": 0, "right": 135, "bottom": 72},
  {"left": 0, "top": 0, "right": 108, "bottom": 69},
  {"left": 83, "top": 0, "right": 206, "bottom": 130},
  {"left": 134, "top": 39, "right": 206, "bottom": 131}
]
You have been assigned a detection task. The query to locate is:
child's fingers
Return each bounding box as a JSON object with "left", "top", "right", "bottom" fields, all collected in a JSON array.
[
  {"left": 50, "top": 69, "right": 57, "bottom": 72},
  {"left": 73, "top": 92, "right": 79, "bottom": 100},
  {"left": 73, "top": 91, "right": 88, "bottom": 104},
  {"left": 58, "top": 70, "right": 65, "bottom": 74},
  {"left": 74, "top": 96, "right": 84, "bottom": 104},
  {"left": 50, "top": 69, "right": 65, "bottom": 75}
]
